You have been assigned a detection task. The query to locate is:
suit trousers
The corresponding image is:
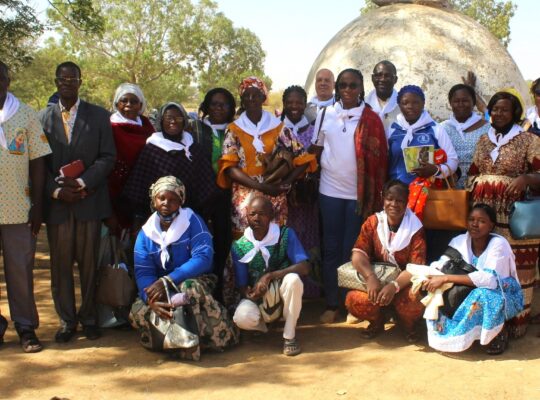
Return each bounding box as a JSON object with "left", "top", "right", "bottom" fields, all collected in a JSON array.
[
  {"left": 0, "top": 224, "right": 39, "bottom": 331},
  {"left": 47, "top": 213, "right": 100, "bottom": 328}
]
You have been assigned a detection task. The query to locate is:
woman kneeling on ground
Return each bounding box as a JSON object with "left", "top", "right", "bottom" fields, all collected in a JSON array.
[
  {"left": 345, "top": 180, "right": 426, "bottom": 342},
  {"left": 129, "top": 176, "right": 238, "bottom": 360},
  {"left": 423, "top": 204, "right": 523, "bottom": 355}
]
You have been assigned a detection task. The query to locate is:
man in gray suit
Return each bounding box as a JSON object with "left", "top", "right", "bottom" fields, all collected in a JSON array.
[{"left": 40, "top": 61, "right": 116, "bottom": 342}]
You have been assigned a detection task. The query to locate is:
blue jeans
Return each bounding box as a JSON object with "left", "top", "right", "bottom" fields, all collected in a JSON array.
[{"left": 319, "top": 193, "right": 363, "bottom": 308}]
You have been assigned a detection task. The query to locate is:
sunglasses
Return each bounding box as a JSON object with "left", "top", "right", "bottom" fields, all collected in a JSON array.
[{"left": 337, "top": 82, "right": 360, "bottom": 90}]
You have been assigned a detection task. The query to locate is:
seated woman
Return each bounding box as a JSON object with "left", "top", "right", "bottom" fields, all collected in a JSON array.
[
  {"left": 345, "top": 180, "right": 426, "bottom": 342},
  {"left": 129, "top": 176, "right": 238, "bottom": 361},
  {"left": 524, "top": 78, "right": 540, "bottom": 136},
  {"left": 230, "top": 196, "right": 310, "bottom": 356},
  {"left": 422, "top": 204, "right": 523, "bottom": 355}
]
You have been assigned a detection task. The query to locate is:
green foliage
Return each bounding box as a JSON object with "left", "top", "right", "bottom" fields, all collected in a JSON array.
[
  {"left": 32, "top": 0, "right": 270, "bottom": 110},
  {"left": 360, "top": 0, "right": 517, "bottom": 47}
]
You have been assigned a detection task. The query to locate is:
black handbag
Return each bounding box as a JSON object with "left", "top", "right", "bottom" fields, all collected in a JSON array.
[
  {"left": 145, "top": 278, "right": 199, "bottom": 352},
  {"left": 440, "top": 247, "right": 477, "bottom": 318}
]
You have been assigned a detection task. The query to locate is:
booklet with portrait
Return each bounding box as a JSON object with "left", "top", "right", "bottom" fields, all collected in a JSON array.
[{"left": 402, "top": 145, "right": 434, "bottom": 173}]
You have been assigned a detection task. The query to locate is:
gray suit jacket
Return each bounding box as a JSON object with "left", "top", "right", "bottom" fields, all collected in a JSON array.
[{"left": 40, "top": 100, "right": 116, "bottom": 224}]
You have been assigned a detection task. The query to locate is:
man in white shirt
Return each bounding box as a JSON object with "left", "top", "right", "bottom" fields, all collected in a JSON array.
[
  {"left": 305, "top": 68, "right": 335, "bottom": 123},
  {"left": 365, "top": 61, "right": 400, "bottom": 134}
]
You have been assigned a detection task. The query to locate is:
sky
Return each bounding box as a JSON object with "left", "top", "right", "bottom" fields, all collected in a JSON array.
[
  {"left": 33, "top": 0, "right": 538, "bottom": 90},
  {"left": 213, "top": 0, "right": 538, "bottom": 90}
]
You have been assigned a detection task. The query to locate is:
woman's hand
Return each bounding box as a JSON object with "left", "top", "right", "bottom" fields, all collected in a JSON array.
[
  {"left": 149, "top": 300, "right": 173, "bottom": 319},
  {"left": 366, "top": 275, "right": 382, "bottom": 304},
  {"left": 505, "top": 175, "right": 528, "bottom": 197},
  {"left": 376, "top": 283, "right": 397, "bottom": 307},
  {"left": 258, "top": 182, "right": 290, "bottom": 197},
  {"left": 145, "top": 279, "right": 167, "bottom": 303},
  {"left": 422, "top": 275, "right": 447, "bottom": 293},
  {"left": 412, "top": 162, "right": 438, "bottom": 178}
]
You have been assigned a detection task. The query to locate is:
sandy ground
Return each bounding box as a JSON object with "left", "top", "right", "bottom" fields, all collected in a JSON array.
[{"left": 1, "top": 230, "right": 540, "bottom": 400}]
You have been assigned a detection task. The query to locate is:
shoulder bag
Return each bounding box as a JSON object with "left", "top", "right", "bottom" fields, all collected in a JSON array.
[
  {"left": 509, "top": 188, "right": 540, "bottom": 240},
  {"left": 337, "top": 261, "right": 400, "bottom": 291}
]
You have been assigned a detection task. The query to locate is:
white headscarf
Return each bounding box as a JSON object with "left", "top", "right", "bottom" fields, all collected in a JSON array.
[
  {"left": 334, "top": 101, "right": 365, "bottom": 124},
  {"left": 487, "top": 124, "right": 521, "bottom": 163},
  {"left": 0, "top": 92, "right": 20, "bottom": 149},
  {"left": 447, "top": 112, "right": 483, "bottom": 141},
  {"left": 365, "top": 89, "right": 398, "bottom": 120},
  {"left": 396, "top": 110, "right": 436, "bottom": 150},
  {"left": 110, "top": 111, "right": 142, "bottom": 126},
  {"left": 308, "top": 95, "right": 335, "bottom": 109},
  {"left": 146, "top": 131, "right": 194, "bottom": 160},
  {"left": 202, "top": 116, "right": 228, "bottom": 138},
  {"left": 233, "top": 110, "right": 281, "bottom": 153},
  {"left": 112, "top": 83, "right": 147, "bottom": 114},
  {"left": 238, "top": 222, "right": 281, "bottom": 268},
  {"left": 283, "top": 115, "right": 310, "bottom": 138}
]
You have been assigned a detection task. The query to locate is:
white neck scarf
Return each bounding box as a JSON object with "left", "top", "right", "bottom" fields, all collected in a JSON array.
[
  {"left": 0, "top": 92, "right": 20, "bottom": 149},
  {"left": 238, "top": 223, "right": 281, "bottom": 268},
  {"left": 142, "top": 208, "right": 194, "bottom": 270},
  {"left": 233, "top": 110, "right": 281, "bottom": 153},
  {"left": 447, "top": 112, "right": 483, "bottom": 141},
  {"left": 146, "top": 131, "right": 194, "bottom": 160},
  {"left": 202, "top": 116, "right": 228, "bottom": 138},
  {"left": 110, "top": 111, "right": 142, "bottom": 126},
  {"left": 334, "top": 101, "right": 365, "bottom": 125},
  {"left": 487, "top": 124, "right": 521, "bottom": 163},
  {"left": 376, "top": 208, "right": 423, "bottom": 266},
  {"left": 365, "top": 89, "right": 398, "bottom": 119},
  {"left": 283, "top": 115, "right": 309, "bottom": 138},
  {"left": 396, "top": 110, "right": 435, "bottom": 150},
  {"left": 526, "top": 106, "right": 540, "bottom": 128},
  {"left": 309, "top": 95, "right": 335, "bottom": 109}
]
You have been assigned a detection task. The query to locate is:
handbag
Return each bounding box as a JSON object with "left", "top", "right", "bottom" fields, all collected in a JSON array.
[
  {"left": 96, "top": 234, "right": 137, "bottom": 307},
  {"left": 439, "top": 246, "right": 477, "bottom": 318},
  {"left": 422, "top": 165, "right": 469, "bottom": 230},
  {"left": 258, "top": 279, "right": 284, "bottom": 323},
  {"left": 509, "top": 189, "right": 540, "bottom": 240},
  {"left": 337, "top": 261, "right": 400, "bottom": 291},
  {"left": 144, "top": 277, "right": 199, "bottom": 351}
]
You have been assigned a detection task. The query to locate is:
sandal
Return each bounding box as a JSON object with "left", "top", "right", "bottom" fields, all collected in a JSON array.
[
  {"left": 405, "top": 330, "right": 420, "bottom": 344},
  {"left": 283, "top": 338, "right": 301, "bottom": 356},
  {"left": 486, "top": 326, "right": 508, "bottom": 355},
  {"left": 0, "top": 315, "right": 7, "bottom": 346},
  {"left": 20, "top": 331, "right": 43, "bottom": 353},
  {"left": 360, "top": 322, "right": 384, "bottom": 339}
]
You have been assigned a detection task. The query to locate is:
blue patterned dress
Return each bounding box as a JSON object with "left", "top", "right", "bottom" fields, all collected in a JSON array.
[
  {"left": 440, "top": 121, "right": 489, "bottom": 188},
  {"left": 427, "top": 234, "right": 523, "bottom": 352}
]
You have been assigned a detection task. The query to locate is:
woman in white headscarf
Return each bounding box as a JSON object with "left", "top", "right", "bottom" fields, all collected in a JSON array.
[{"left": 129, "top": 176, "right": 238, "bottom": 360}]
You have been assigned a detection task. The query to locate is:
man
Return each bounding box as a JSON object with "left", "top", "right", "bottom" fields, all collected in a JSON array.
[
  {"left": 231, "top": 196, "right": 310, "bottom": 356},
  {"left": 365, "top": 60, "right": 400, "bottom": 133},
  {"left": 0, "top": 61, "right": 51, "bottom": 352},
  {"left": 40, "top": 61, "right": 116, "bottom": 342},
  {"left": 305, "top": 68, "right": 335, "bottom": 123}
]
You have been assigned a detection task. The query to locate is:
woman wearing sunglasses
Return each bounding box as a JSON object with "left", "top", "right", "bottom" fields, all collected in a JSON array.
[{"left": 311, "top": 68, "right": 388, "bottom": 323}]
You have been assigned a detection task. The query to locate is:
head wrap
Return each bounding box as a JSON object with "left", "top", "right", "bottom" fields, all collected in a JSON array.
[
  {"left": 156, "top": 102, "right": 189, "bottom": 132},
  {"left": 149, "top": 176, "right": 186, "bottom": 206},
  {"left": 397, "top": 85, "right": 425, "bottom": 103},
  {"left": 500, "top": 87, "right": 526, "bottom": 119},
  {"left": 239, "top": 76, "right": 268, "bottom": 98},
  {"left": 113, "top": 83, "right": 147, "bottom": 114}
]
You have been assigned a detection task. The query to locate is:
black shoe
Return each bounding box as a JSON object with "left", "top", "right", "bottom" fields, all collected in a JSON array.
[
  {"left": 20, "top": 330, "right": 43, "bottom": 353},
  {"left": 83, "top": 325, "right": 101, "bottom": 340},
  {"left": 0, "top": 315, "right": 7, "bottom": 346},
  {"left": 55, "top": 326, "right": 77, "bottom": 343}
]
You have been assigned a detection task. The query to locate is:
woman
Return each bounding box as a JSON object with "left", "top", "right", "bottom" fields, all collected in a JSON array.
[
  {"left": 107, "top": 83, "right": 155, "bottom": 233},
  {"left": 423, "top": 204, "right": 523, "bottom": 354},
  {"left": 124, "top": 102, "right": 219, "bottom": 228},
  {"left": 129, "top": 176, "right": 238, "bottom": 361},
  {"left": 345, "top": 180, "right": 426, "bottom": 341},
  {"left": 217, "top": 76, "right": 316, "bottom": 238},
  {"left": 441, "top": 84, "right": 489, "bottom": 188},
  {"left": 190, "top": 88, "right": 236, "bottom": 299},
  {"left": 468, "top": 91, "right": 540, "bottom": 338},
  {"left": 525, "top": 78, "right": 540, "bottom": 136},
  {"left": 311, "top": 68, "right": 388, "bottom": 323}
]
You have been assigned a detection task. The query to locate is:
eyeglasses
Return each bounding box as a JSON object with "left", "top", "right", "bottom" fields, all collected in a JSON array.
[
  {"left": 118, "top": 97, "right": 140, "bottom": 105},
  {"left": 337, "top": 82, "right": 360, "bottom": 90},
  {"left": 163, "top": 116, "right": 184, "bottom": 123},
  {"left": 55, "top": 77, "right": 81, "bottom": 85},
  {"left": 209, "top": 101, "right": 230, "bottom": 109}
]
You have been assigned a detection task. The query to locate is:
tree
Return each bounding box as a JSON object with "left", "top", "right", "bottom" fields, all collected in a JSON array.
[
  {"left": 360, "top": 0, "right": 517, "bottom": 47},
  {"left": 0, "top": 0, "right": 103, "bottom": 70},
  {"left": 40, "top": 0, "right": 269, "bottom": 109}
]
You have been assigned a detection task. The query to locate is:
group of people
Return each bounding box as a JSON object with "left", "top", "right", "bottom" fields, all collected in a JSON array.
[{"left": 0, "top": 57, "right": 538, "bottom": 359}]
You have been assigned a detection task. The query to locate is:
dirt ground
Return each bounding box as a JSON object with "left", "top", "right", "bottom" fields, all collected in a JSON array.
[{"left": 1, "top": 230, "right": 540, "bottom": 400}]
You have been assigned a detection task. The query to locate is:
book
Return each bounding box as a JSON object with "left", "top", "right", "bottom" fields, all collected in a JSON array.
[
  {"left": 402, "top": 145, "right": 434, "bottom": 173},
  {"left": 59, "top": 159, "right": 85, "bottom": 178}
]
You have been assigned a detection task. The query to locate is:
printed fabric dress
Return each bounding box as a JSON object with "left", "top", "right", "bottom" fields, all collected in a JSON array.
[
  {"left": 467, "top": 131, "right": 540, "bottom": 338},
  {"left": 217, "top": 116, "right": 316, "bottom": 237},
  {"left": 427, "top": 234, "right": 523, "bottom": 352}
]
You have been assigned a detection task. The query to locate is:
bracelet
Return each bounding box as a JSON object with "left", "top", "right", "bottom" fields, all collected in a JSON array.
[{"left": 391, "top": 280, "right": 400, "bottom": 293}]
